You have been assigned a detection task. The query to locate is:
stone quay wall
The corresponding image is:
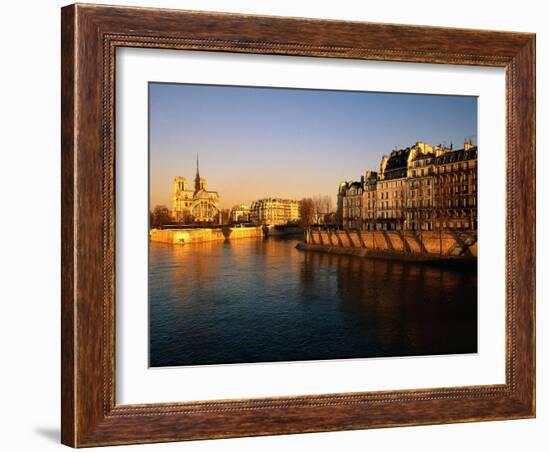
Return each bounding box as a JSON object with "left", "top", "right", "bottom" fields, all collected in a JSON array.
[
  {"left": 150, "top": 226, "right": 263, "bottom": 245},
  {"left": 303, "top": 229, "right": 477, "bottom": 261}
]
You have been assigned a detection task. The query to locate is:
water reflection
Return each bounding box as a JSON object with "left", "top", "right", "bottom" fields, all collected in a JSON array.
[{"left": 149, "top": 236, "right": 477, "bottom": 367}]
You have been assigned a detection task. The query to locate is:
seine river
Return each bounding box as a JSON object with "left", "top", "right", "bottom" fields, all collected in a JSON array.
[{"left": 149, "top": 236, "right": 477, "bottom": 367}]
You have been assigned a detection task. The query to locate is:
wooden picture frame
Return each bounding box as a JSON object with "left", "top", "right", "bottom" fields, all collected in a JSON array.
[{"left": 61, "top": 3, "right": 535, "bottom": 447}]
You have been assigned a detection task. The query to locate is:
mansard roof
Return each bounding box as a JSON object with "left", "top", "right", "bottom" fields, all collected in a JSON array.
[
  {"left": 385, "top": 147, "right": 411, "bottom": 170},
  {"left": 412, "top": 151, "right": 435, "bottom": 161},
  {"left": 338, "top": 180, "right": 364, "bottom": 196},
  {"left": 434, "top": 147, "right": 478, "bottom": 165}
]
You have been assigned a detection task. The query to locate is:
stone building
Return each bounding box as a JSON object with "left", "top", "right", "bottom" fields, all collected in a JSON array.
[
  {"left": 433, "top": 141, "right": 478, "bottom": 230},
  {"left": 376, "top": 148, "right": 408, "bottom": 231},
  {"left": 403, "top": 142, "right": 449, "bottom": 230},
  {"left": 362, "top": 171, "right": 378, "bottom": 230},
  {"left": 171, "top": 155, "right": 221, "bottom": 224},
  {"left": 339, "top": 180, "right": 364, "bottom": 229},
  {"left": 405, "top": 150, "right": 436, "bottom": 230},
  {"left": 249, "top": 198, "right": 300, "bottom": 226},
  {"left": 336, "top": 141, "right": 477, "bottom": 231},
  {"left": 229, "top": 204, "right": 251, "bottom": 224},
  {"left": 336, "top": 182, "right": 347, "bottom": 227}
]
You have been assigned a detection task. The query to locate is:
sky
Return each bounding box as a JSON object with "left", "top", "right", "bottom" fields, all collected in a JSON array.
[{"left": 149, "top": 83, "right": 477, "bottom": 209}]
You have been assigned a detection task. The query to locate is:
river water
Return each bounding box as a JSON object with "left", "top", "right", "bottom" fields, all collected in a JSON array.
[{"left": 149, "top": 236, "right": 477, "bottom": 367}]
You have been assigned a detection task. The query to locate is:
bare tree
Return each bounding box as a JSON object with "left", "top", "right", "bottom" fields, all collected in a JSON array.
[
  {"left": 151, "top": 205, "right": 172, "bottom": 228},
  {"left": 312, "top": 195, "right": 332, "bottom": 213},
  {"left": 220, "top": 208, "right": 231, "bottom": 225},
  {"left": 298, "top": 198, "right": 316, "bottom": 228},
  {"left": 312, "top": 195, "right": 334, "bottom": 224}
]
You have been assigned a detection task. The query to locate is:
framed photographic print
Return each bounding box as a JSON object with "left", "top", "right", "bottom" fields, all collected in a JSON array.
[{"left": 61, "top": 3, "right": 536, "bottom": 447}]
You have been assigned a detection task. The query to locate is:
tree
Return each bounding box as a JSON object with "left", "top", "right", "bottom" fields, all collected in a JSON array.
[
  {"left": 312, "top": 195, "right": 333, "bottom": 214},
  {"left": 323, "top": 212, "right": 338, "bottom": 226},
  {"left": 220, "top": 208, "right": 231, "bottom": 225},
  {"left": 312, "top": 195, "right": 334, "bottom": 224},
  {"left": 181, "top": 212, "right": 194, "bottom": 225},
  {"left": 150, "top": 205, "right": 172, "bottom": 228},
  {"left": 298, "top": 198, "right": 316, "bottom": 227}
]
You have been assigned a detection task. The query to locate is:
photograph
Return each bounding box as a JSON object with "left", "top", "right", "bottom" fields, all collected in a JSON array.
[{"left": 148, "top": 83, "right": 479, "bottom": 367}]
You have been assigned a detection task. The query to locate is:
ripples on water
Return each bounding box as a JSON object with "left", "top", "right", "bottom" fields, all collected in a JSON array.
[{"left": 149, "top": 236, "right": 477, "bottom": 367}]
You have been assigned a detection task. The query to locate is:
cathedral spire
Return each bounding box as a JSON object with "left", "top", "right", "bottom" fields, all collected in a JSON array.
[
  {"left": 195, "top": 153, "right": 200, "bottom": 180},
  {"left": 194, "top": 153, "right": 204, "bottom": 193}
]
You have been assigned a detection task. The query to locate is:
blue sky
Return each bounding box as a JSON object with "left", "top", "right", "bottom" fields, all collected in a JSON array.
[{"left": 149, "top": 83, "right": 477, "bottom": 209}]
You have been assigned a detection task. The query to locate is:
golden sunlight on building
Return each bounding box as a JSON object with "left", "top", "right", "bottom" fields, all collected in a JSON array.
[
  {"left": 171, "top": 154, "right": 221, "bottom": 224},
  {"left": 229, "top": 204, "right": 251, "bottom": 224},
  {"left": 337, "top": 140, "right": 477, "bottom": 231},
  {"left": 249, "top": 198, "right": 300, "bottom": 226}
]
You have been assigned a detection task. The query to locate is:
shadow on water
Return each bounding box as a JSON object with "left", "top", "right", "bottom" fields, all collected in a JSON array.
[{"left": 149, "top": 236, "right": 477, "bottom": 367}]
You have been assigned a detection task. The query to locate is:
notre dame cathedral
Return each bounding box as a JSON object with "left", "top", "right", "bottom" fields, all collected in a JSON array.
[{"left": 171, "top": 155, "right": 221, "bottom": 224}]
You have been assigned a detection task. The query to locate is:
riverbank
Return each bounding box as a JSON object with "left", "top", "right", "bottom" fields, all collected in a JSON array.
[
  {"left": 150, "top": 226, "right": 263, "bottom": 245},
  {"left": 265, "top": 225, "right": 304, "bottom": 237},
  {"left": 297, "top": 229, "right": 477, "bottom": 265}
]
